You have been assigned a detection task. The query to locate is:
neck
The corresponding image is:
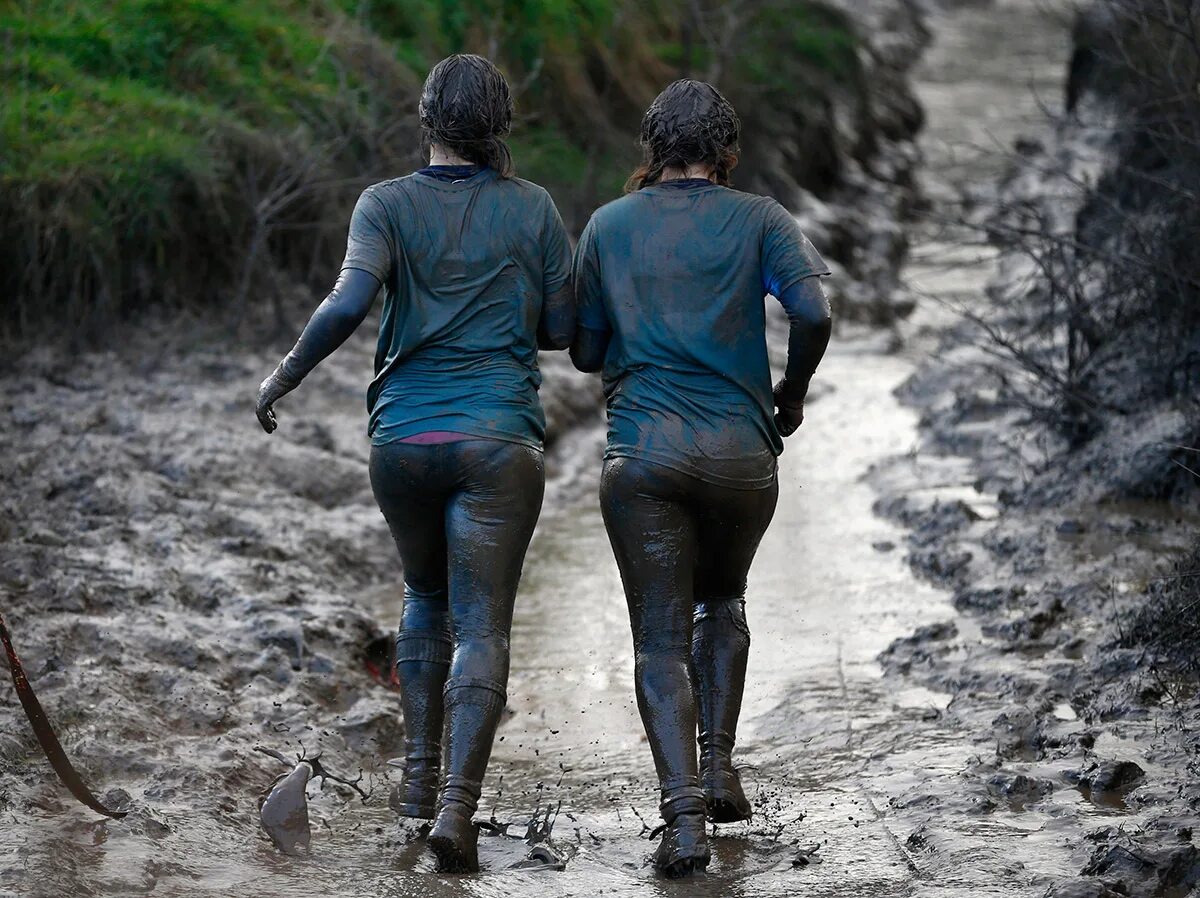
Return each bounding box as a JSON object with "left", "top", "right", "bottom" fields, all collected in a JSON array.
[
  {"left": 429, "top": 145, "right": 473, "bottom": 167},
  {"left": 660, "top": 163, "right": 716, "bottom": 183}
]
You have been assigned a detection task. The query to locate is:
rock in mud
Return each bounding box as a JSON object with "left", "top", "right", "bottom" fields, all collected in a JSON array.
[
  {"left": 1080, "top": 836, "right": 1200, "bottom": 897},
  {"left": 509, "top": 843, "right": 567, "bottom": 872},
  {"left": 878, "top": 621, "right": 958, "bottom": 675},
  {"left": 1071, "top": 759, "right": 1145, "bottom": 793},
  {"left": 260, "top": 762, "right": 313, "bottom": 856},
  {"left": 986, "top": 771, "right": 1054, "bottom": 806},
  {"left": 992, "top": 707, "right": 1043, "bottom": 760},
  {"left": 953, "top": 585, "right": 1024, "bottom": 613},
  {"left": 791, "top": 843, "right": 823, "bottom": 868}
]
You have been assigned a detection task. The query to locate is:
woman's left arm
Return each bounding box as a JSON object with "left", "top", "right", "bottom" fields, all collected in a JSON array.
[
  {"left": 761, "top": 200, "right": 834, "bottom": 436},
  {"left": 538, "top": 194, "right": 576, "bottom": 351},
  {"left": 771, "top": 275, "right": 832, "bottom": 436}
]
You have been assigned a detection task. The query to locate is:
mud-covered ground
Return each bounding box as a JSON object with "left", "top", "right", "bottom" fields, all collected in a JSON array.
[
  {"left": 869, "top": 1, "right": 1200, "bottom": 895},
  {"left": 4, "top": 2, "right": 1198, "bottom": 897}
]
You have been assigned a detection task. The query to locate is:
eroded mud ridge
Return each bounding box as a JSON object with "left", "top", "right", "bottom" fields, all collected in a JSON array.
[{"left": 871, "top": 1, "right": 1200, "bottom": 895}]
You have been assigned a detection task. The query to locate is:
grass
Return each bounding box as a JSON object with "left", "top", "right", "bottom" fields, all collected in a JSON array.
[{"left": 0, "top": 0, "right": 861, "bottom": 341}]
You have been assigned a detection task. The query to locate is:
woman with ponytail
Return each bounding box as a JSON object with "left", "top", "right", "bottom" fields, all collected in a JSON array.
[
  {"left": 255, "top": 54, "right": 574, "bottom": 873},
  {"left": 571, "top": 80, "right": 832, "bottom": 877}
]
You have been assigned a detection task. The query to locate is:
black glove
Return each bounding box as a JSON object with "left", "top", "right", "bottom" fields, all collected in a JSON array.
[
  {"left": 255, "top": 365, "right": 301, "bottom": 434},
  {"left": 773, "top": 380, "right": 806, "bottom": 437}
]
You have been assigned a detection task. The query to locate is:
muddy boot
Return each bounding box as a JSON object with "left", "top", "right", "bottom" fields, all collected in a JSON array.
[
  {"left": 426, "top": 678, "right": 506, "bottom": 873},
  {"left": 692, "top": 598, "right": 752, "bottom": 823},
  {"left": 389, "top": 622, "right": 451, "bottom": 820},
  {"left": 652, "top": 788, "right": 710, "bottom": 877},
  {"left": 698, "top": 730, "right": 750, "bottom": 823},
  {"left": 427, "top": 777, "right": 481, "bottom": 873}
]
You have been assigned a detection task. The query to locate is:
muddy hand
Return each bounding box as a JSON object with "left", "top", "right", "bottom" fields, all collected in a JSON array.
[
  {"left": 256, "top": 366, "right": 300, "bottom": 434},
  {"left": 773, "top": 380, "right": 806, "bottom": 437},
  {"left": 773, "top": 393, "right": 804, "bottom": 437}
]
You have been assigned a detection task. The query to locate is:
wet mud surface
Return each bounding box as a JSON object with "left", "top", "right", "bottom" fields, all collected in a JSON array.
[
  {"left": 5, "top": 2, "right": 1195, "bottom": 896},
  {"left": 874, "top": 1, "right": 1200, "bottom": 895}
]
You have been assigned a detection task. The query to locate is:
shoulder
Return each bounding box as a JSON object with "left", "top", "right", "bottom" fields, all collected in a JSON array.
[
  {"left": 494, "top": 175, "right": 554, "bottom": 205},
  {"left": 361, "top": 175, "right": 414, "bottom": 197},
  {"left": 720, "top": 187, "right": 786, "bottom": 217},
  {"left": 585, "top": 191, "right": 644, "bottom": 230},
  {"left": 357, "top": 176, "right": 418, "bottom": 211}
]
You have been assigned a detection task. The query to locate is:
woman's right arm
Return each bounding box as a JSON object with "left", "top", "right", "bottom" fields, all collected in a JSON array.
[
  {"left": 256, "top": 190, "right": 393, "bottom": 433},
  {"left": 255, "top": 269, "right": 382, "bottom": 433},
  {"left": 569, "top": 218, "right": 612, "bottom": 373}
]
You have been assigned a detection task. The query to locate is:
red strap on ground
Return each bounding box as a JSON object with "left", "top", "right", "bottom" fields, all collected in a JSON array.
[{"left": 0, "top": 612, "right": 127, "bottom": 819}]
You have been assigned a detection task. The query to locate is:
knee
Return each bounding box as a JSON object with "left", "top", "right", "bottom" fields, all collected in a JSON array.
[
  {"left": 450, "top": 635, "right": 510, "bottom": 681},
  {"left": 633, "top": 641, "right": 690, "bottom": 676},
  {"left": 694, "top": 596, "right": 750, "bottom": 638},
  {"left": 401, "top": 584, "right": 449, "bottom": 632}
]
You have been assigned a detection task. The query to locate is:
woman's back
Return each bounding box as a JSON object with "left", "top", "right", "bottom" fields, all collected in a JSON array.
[
  {"left": 344, "top": 169, "right": 570, "bottom": 447},
  {"left": 575, "top": 181, "right": 827, "bottom": 486}
]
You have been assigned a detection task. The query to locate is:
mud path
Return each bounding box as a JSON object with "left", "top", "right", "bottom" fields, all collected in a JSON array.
[{"left": 0, "top": 3, "right": 1088, "bottom": 896}]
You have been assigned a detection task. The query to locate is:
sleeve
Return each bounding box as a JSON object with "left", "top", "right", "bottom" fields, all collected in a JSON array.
[
  {"left": 340, "top": 189, "right": 394, "bottom": 283},
  {"left": 760, "top": 199, "right": 832, "bottom": 299},
  {"left": 572, "top": 217, "right": 611, "bottom": 333},
  {"left": 540, "top": 192, "right": 572, "bottom": 295}
]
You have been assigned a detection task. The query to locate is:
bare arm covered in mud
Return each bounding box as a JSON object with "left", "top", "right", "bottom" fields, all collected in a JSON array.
[
  {"left": 772, "top": 274, "right": 832, "bottom": 436},
  {"left": 255, "top": 268, "right": 382, "bottom": 433}
]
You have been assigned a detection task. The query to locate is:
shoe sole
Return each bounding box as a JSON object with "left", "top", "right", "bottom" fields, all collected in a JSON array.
[
  {"left": 427, "top": 833, "right": 479, "bottom": 874},
  {"left": 707, "top": 795, "right": 752, "bottom": 824},
  {"left": 661, "top": 852, "right": 711, "bottom": 878}
]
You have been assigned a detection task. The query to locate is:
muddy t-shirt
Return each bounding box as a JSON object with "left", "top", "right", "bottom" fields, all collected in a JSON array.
[
  {"left": 340, "top": 168, "right": 571, "bottom": 448},
  {"left": 574, "top": 182, "right": 830, "bottom": 488}
]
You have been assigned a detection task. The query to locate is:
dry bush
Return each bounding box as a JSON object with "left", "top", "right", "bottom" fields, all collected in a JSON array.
[{"left": 962, "top": 0, "right": 1200, "bottom": 486}]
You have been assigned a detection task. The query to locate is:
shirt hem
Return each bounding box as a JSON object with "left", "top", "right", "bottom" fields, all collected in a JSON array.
[
  {"left": 605, "top": 448, "right": 777, "bottom": 490},
  {"left": 372, "top": 427, "right": 543, "bottom": 452}
]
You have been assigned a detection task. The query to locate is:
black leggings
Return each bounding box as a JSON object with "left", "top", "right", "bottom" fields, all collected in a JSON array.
[
  {"left": 370, "top": 439, "right": 544, "bottom": 813},
  {"left": 599, "top": 457, "right": 778, "bottom": 801}
]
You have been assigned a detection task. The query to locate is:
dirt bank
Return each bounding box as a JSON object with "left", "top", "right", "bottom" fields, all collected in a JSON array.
[{"left": 870, "top": 1, "right": 1200, "bottom": 895}]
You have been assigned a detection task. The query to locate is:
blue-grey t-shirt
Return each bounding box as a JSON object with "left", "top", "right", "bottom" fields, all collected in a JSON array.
[
  {"left": 340, "top": 168, "right": 572, "bottom": 448},
  {"left": 573, "top": 182, "right": 830, "bottom": 488}
]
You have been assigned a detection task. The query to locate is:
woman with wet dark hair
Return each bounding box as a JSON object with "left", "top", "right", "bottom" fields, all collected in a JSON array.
[
  {"left": 255, "top": 54, "right": 574, "bottom": 873},
  {"left": 571, "top": 79, "right": 832, "bottom": 876}
]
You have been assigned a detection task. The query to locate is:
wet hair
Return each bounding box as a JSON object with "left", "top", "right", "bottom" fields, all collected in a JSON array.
[
  {"left": 419, "top": 54, "right": 515, "bottom": 177},
  {"left": 626, "top": 79, "right": 740, "bottom": 191}
]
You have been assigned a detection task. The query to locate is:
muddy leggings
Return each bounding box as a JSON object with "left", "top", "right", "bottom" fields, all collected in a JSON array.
[
  {"left": 369, "top": 439, "right": 544, "bottom": 816},
  {"left": 599, "top": 457, "right": 778, "bottom": 810}
]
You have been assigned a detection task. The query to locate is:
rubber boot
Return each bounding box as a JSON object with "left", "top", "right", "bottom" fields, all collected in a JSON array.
[
  {"left": 652, "top": 787, "right": 710, "bottom": 877},
  {"left": 427, "top": 678, "right": 506, "bottom": 873},
  {"left": 427, "top": 776, "right": 482, "bottom": 873},
  {"left": 692, "top": 598, "right": 752, "bottom": 823},
  {"left": 389, "top": 625, "right": 451, "bottom": 820}
]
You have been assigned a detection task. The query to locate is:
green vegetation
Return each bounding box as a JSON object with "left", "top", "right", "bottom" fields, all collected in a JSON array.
[{"left": 0, "top": 0, "right": 861, "bottom": 339}]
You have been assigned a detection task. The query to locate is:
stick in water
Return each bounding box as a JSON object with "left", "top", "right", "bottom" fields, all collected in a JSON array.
[{"left": 0, "top": 612, "right": 127, "bottom": 818}]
